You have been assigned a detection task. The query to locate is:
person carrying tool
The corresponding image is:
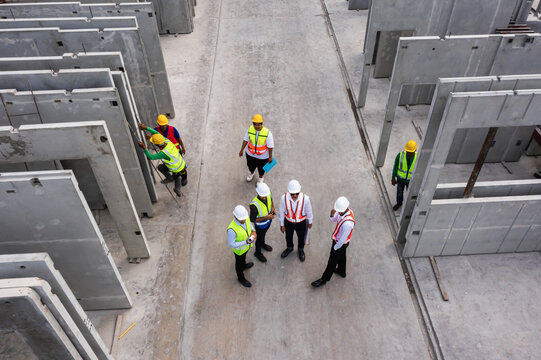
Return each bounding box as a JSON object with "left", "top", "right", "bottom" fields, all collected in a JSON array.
[
  {"left": 227, "top": 205, "right": 256, "bottom": 288},
  {"left": 249, "top": 182, "right": 275, "bottom": 263},
  {"left": 279, "top": 179, "right": 313, "bottom": 262},
  {"left": 311, "top": 197, "right": 355, "bottom": 288},
  {"left": 238, "top": 114, "right": 274, "bottom": 184},
  {"left": 154, "top": 114, "right": 186, "bottom": 155},
  {"left": 137, "top": 124, "right": 187, "bottom": 197},
  {"left": 391, "top": 140, "right": 417, "bottom": 211}
]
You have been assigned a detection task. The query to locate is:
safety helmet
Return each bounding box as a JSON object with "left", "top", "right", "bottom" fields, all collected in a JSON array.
[
  {"left": 233, "top": 205, "right": 249, "bottom": 220},
  {"left": 334, "top": 196, "right": 350, "bottom": 213},
  {"left": 150, "top": 133, "right": 166, "bottom": 145},
  {"left": 287, "top": 179, "right": 301, "bottom": 194},
  {"left": 157, "top": 114, "right": 168, "bottom": 126},
  {"left": 405, "top": 140, "right": 417, "bottom": 152},
  {"left": 256, "top": 182, "right": 271, "bottom": 197},
  {"left": 252, "top": 114, "right": 263, "bottom": 123}
]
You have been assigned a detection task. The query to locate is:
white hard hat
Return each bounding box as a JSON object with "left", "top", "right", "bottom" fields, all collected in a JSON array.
[
  {"left": 233, "top": 205, "right": 249, "bottom": 220},
  {"left": 287, "top": 179, "right": 301, "bottom": 193},
  {"left": 256, "top": 182, "right": 271, "bottom": 197},
  {"left": 334, "top": 196, "right": 350, "bottom": 212}
]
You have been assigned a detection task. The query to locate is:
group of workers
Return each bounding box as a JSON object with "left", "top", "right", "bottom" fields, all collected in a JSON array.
[{"left": 137, "top": 113, "right": 417, "bottom": 289}]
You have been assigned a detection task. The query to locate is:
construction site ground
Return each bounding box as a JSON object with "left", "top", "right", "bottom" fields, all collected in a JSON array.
[{"left": 82, "top": 1, "right": 541, "bottom": 359}]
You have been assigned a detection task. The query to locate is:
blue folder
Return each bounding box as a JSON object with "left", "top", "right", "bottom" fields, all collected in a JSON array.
[{"left": 262, "top": 158, "right": 277, "bottom": 173}]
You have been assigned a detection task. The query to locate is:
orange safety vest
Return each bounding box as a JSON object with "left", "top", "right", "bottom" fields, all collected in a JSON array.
[
  {"left": 284, "top": 192, "right": 306, "bottom": 223},
  {"left": 247, "top": 125, "right": 269, "bottom": 156},
  {"left": 332, "top": 210, "right": 355, "bottom": 244}
]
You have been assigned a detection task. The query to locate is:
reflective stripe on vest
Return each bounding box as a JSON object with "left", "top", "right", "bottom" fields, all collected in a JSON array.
[
  {"left": 157, "top": 125, "right": 180, "bottom": 149},
  {"left": 228, "top": 218, "right": 253, "bottom": 256},
  {"left": 250, "top": 193, "right": 272, "bottom": 227},
  {"left": 397, "top": 151, "right": 417, "bottom": 180},
  {"left": 332, "top": 210, "right": 355, "bottom": 244},
  {"left": 247, "top": 125, "right": 269, "bottom": 156},
  {"left": 284, "top": 192, "right": 306, "bottom": 223},
  {"left": 161, "top": 140, "right": 185, "bottom": 173}
]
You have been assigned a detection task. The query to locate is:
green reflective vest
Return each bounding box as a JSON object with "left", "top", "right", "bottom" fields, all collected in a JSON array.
[
  {"left": 397, "top": 151, "right": 417, "bottom": 180},
  {"left": 161, "top": 140, "right": 185, "bottom": 173},
  {"left": 228, "top": 218, "right": 253, "bottom": 256},
  {"left": 247, "top": 125, "right": 269, "bottom": 155},
  {"left": 250, "top": 193, "right": 272, "bottom": 227}
]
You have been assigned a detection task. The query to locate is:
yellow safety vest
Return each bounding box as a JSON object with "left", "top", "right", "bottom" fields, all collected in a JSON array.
[
  {"left": 161, "top": 140, "right": 185, "bottom": 173},
  {"left": 228, "top": 219, "right": 253, "bottom": 256},
  {"left": 250, "top": 193, "right": 272, "bottom": 227},
  {"left": 247, "top": 126, "right": 269, "bottom": 155},
  {"left": 397, "top": 151, "right": 417, "bottom": 180}
]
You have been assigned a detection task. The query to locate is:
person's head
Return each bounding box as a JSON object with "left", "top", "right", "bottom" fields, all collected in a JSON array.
[
  {"left": 252, "top": 114, "right": 263, "bottom": 131},
  {"left": 157, "top": 114, "right": 168, "bottom": 132},
  {"left": 334, "top": 196, "right": 350, "bottom": 216},
  {"left": 233, "top": 205, "right": 249, "bottom": 224},
  {"left": 405, "top": 140, "right": 417, "bottom": 157},
  {"left": 287, "top": 179, "right": 301, "bottom": 199},
  {"left": 150, "top": 133, "right": 167, "bottom": 148},
  {"left": 256, "top": 182, "right": 271, "bottom": 201}
]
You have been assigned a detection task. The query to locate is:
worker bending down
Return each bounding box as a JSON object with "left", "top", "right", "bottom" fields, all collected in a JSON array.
[{"left": 138, "top": 123, "right": 187, "bottom": 197}]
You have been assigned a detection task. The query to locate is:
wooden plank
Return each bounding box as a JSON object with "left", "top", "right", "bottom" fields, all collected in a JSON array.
[
  {"left": 429, "top": 256, "right": 449, "bottom": 301},
  {"left": 110, "top": 314, "right": 123, "bottom": 358}
]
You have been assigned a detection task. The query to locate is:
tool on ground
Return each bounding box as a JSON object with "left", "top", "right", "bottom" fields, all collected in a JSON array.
[{"left": 118, "top": 321, "right": 136, "bottom": 340}]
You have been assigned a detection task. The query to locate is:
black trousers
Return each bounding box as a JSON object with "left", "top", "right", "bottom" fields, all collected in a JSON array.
[
  {"left": 322, "top": 242, "right": 349, "bottom": 281},
  {"left": 396, "top": 177, "right": 410, "bottom": 206},
  {"left": 234, "top": 252, "right": 248, "bottom": 281},
  {"left": 285, "top": 219, "right": 306, "bottom": 250},
  {"left": 254, "top": 222, "right": 271, "bottom": 254},
  {"left": 158, "top": 163, "right": 187, "bottom": 191},
  {"left": 246, "top": 154, "right": 267, "bottom": 177}
]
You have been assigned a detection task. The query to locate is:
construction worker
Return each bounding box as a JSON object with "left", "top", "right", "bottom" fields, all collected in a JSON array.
[
  {"left": 391, "top": 140, "right": 417, "bottom": 211},
  {"left": 137, "top": 124, "right": 187, "bottom": 197},
  {"left": 279, "top": 179, "right": 313, "bottom": 262},
  {"left": 238, "top": 114, "right": 274, "bottom": 184},
  {"left": 227, "top": 205, "right": 256, "bottom": 288},
  {"left": 249, "top": 182, "right": 275, "bottom": 263},
  {"left": 311, "top": 197, "right": 355, "bottom": 288},
  {"left": 154, "top": 114, "right": 186, "bottom": 155}
]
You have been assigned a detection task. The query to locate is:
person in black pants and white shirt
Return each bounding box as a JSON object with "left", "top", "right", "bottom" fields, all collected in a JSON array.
[
  {"left": 279, "top": 179, "right": 313, "bottom": 262},
  {"left": 249, "top": 182, "right": 275, "bottom": 263}
]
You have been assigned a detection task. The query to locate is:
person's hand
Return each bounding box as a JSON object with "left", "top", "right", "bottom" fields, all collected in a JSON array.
[
  {"left": 280, "top": 226, "right": 285, "bottom": 234},
  {"left": 145, "top": 134, "right": 151, "bottom": 140},
  {"left": 138, "top": 123, "right": 147, "bottom": 131},
  {"left": 137, "top": 141, "right": 146, "bottom": 150},
  {"left": 181, "top": 148, "right": 186, "bottom": 155},
  {"left": 307, "top": 223, "right": 312, "bottom": 229},
  {"left": 330, "top": 209, "right": 336, "bottom": 217},
  {"left": 251, "top": 231, "right": 257, "bottom": 240},
  {"left": 267, "top": 213, "right": 275, "bottom": 220},
  {"left": 391, "top": 179, "right": 397, "bottom": 186},
  {"left": 238, "top": 150, "right": 244, "bottom": 157},
  {"left": 268, "top": 156, "right": 273, "bottom": 164}
]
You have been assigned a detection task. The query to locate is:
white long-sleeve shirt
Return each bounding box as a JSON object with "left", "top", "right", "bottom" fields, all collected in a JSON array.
[
  {"left": 278, "top": 193, "right": 313, "bottom": 226},
  {"left": 227, "top": 219, "right": 250, "bottom": 249},
  {"left": 330, "top": 210, "right": 355, "bottom": 250}
]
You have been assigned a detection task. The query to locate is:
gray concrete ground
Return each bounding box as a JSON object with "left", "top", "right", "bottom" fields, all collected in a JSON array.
[{"left": 84, "top": 0, "right": 540, "bottom": 360}]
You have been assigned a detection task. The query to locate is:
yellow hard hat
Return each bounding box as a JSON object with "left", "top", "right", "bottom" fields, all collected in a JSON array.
[
  {"left": 150, "top": 133, "right": 166, "bottom": 145},
  {"left": 157, "top": 114, "right": 168, "bottom": 126},
  {"left": 252, "top": 114, "right": 263, "bottom": 123},
  {"left": 405, "top": 140, "right": 418, "bottom": 152}
]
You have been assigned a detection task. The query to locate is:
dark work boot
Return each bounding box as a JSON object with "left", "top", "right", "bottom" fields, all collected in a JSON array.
[
  {"left": 161, "top": 176, "right": 174, "bottom": 184},
  {"left": 181, "top": 172, "right": 188, "bottom": 186},
  {"left": 392, "top": 204, "right": 401, "bottom": 211}
]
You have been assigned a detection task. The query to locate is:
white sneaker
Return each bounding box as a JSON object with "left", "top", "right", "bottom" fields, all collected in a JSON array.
[
  {"left": 246, "top": 171, "right": 255, "bottom": 182},
  {"left": 257, "top": 176, "right": 264, "bottom": 184}
]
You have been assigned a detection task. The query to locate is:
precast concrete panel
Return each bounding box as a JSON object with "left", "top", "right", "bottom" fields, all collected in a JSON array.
[
  {"left": 0, "top": 278, "right": 97, "bottom": 359},
  {"left": 0, "top": 122, "right": 151, "bottom": 259},
  {"left": 396, "top": 74, "right": 541, "bottom": 245},
  {"left": 0, "top": 78, "right": 154, "bottom": 217},
  {"left": 0, "top": 2, "right": 176, "bottom": 113},
  {"left": 375, "top": 34, "right": 541, "bottom": 166},
  {"left": 0, "top": 287, "right": 82, "bottom": 360},
  {"left": 403, "top": 90, "right": 541, "bottom": 257},
  {"left": 0, "top": 27, "right": 161, "bottom": 126},
  {"left": 0, "top": 52, "right": 158, "bottom": 201},
  {"left": 434, "top": 180, "right": 541, "bottom": 199},
  {"left": 357, "top": 0, "right": 524, "bottom": 106},
  {"left": 152, "top": 0, "right": 193, "bottom": 34},
  {"left": 0, "top": 171, "right": 132, "bottom": 309},
  {"left": 0, "top": 253, "right": 112, "bottom": 359},
  {"left": 348, "top": 0, "right": 369, "bottom": 10},
  {"left": 0, "top": 16, "right": 137, "bottom": 30}
]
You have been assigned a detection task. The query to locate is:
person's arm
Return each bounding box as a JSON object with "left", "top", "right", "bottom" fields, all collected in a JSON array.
[
  {"left": 227, "top": 228, "right": 248, "bottom": 249},
  {"left": 266, "top": 131, "right": 274, "bottom": 163},
  {"left": 173, "top": 127, "right": 186, "bottom": 155},
  {"left": 333, "top": 221, "right": 354, "bottom": 250},
  {"left": 143, "top": 149, "right": 169, "bottom": 161},
  {"left": 304, "top": 195, "right": 313, "bottom": 228},
  {"left": 147, "top": 126, "right": 160, "bottom": 135},
  {"left": 279, "top": 195, "right": 286, "bottom": 233},
  {"left": 239, "top": 130, "right": 249, "bottom": 157},
  {"left": 249, "top": 204, "right": 258, "bottom": 223},
  {"left": 329, "top": 210, "right": 339, "bottom": 222},
  {"left": 391, "top": 153, "right": 400, "bottom": 185}
]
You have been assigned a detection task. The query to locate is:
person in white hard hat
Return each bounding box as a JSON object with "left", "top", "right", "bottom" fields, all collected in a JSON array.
[
  {"left": 227, "top": 205, "right": 257, "bottom": 288},
  {"left": 279, "top": 180, "right": 313, "bottom": 262},
  {"left": 312, "top": 197, "right": 355, "bottom": 287},
  {"left": 249, "top": 183, "right": 276, "bottom": 263}
]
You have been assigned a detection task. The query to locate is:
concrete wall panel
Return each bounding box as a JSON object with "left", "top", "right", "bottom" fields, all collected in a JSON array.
[{"left": 434, "top": 180, "right": 541, "bottom": 199}]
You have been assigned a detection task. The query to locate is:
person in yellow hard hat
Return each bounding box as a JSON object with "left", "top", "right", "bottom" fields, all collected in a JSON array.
[
  {"left": 153, "top": 114, "right": 186, "bottom": 155},
  {"left": 238, "top": 114, "right": 274, "bottom": 184},
  {"left": 137, "top": 124, "right": 187, "bottom": 197},
  {"left": 391, "top": 140, "right": 417, "bottom": 211}
]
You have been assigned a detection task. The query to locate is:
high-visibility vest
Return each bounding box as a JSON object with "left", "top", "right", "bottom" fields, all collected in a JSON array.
[
  {"left": 284, "top": 192, "right": 306, "bottom": 223},
  {"left": 332, "top": 210, "right": 355, "bottom": 244},
  {"left": 227, "top": 218, "right": 253, "bottom": 256},
  {"left": 157, "top": 125, "right": 180, "bottom": 150},
  {"left": 247, "top": 125, "right": 269, "bottom": 156},
  {"left": 250, "top": 193, "right": 272, "bottom": 228},
  {"left": 161, "top": 140, "right": 186, "bottom": 173},
  {"left": 397, "top": 151, "right": 417, "bottom": 180}
]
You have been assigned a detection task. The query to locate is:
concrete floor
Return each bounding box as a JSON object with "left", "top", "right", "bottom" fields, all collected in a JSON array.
[{"left": 83, "top": 1, "right": 541, "bottom": 360}]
